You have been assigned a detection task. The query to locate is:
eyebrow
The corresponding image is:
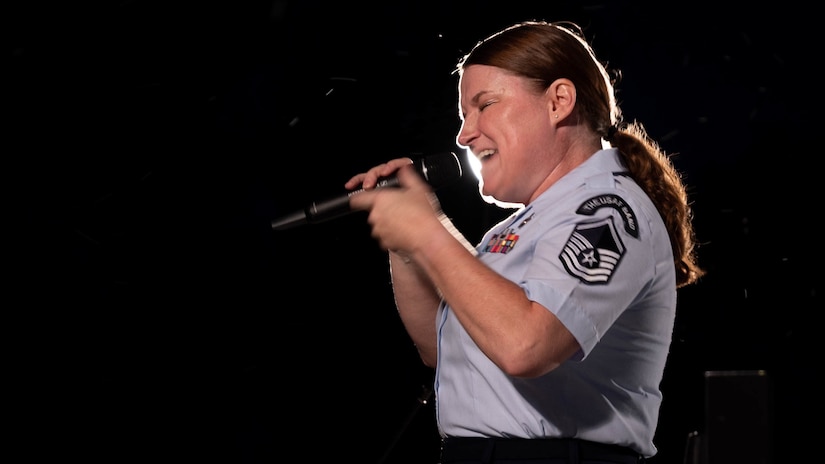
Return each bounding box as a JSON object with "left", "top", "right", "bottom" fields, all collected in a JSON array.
[
  {"left": 460, "top": 89, "right": 494, "bottom": 117},
  {"left": 470, "top": 90, "right": 493, "bottom": 106}
]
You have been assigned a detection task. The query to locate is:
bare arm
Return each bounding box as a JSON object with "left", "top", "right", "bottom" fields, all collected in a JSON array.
[
  {"left": 407, "top": 220, "right": 579, "bottom": 378},
  {"left": 388, "top": 252, "right": 441, "bottom": 366},
  {"left": 347, "top": 160, "right": 580, "bottom": 377}
]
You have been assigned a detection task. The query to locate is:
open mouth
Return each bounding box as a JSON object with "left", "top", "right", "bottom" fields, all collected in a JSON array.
[{"left": 477, "top": 149, "right": 496, "bottom": 162}]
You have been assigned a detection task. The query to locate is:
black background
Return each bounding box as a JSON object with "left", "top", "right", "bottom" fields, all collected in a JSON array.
[{"left": 10, "top": 1, "right": 818, "bottom": 463}]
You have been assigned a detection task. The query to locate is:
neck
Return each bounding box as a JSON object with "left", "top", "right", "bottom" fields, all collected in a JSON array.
[{"left": 527, "top": 135, "right": 602, "bottom": 204}]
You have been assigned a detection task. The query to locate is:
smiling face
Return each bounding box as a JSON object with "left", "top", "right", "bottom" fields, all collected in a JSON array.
[{"left": 456, "top": 64, "right": 560, "bottom": 206}]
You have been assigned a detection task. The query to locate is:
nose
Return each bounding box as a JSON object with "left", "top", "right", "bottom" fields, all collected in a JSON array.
[{"left": 456, "top": 114, "right": 478, "bottom": 148}]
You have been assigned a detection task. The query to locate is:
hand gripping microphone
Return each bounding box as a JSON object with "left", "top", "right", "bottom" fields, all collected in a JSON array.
[{"left": 270, "top": 152, "right": 463, "bottom": 231}]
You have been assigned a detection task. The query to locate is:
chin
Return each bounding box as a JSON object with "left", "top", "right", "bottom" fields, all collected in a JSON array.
[
  {"left": 490, "top": 198, "right": 524, "bottom": 209},
  {"left": 479, "top": 185, "right": 523, "bottom": 209}
]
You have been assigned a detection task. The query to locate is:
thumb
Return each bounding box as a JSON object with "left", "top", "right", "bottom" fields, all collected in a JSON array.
[{"left": 396, "top": 163, "right": 430, "bottom": 189}]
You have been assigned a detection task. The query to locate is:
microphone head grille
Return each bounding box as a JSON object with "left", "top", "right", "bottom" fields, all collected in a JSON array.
[{"left": 419, "top": 152, "right": 463, "bottom": 189}]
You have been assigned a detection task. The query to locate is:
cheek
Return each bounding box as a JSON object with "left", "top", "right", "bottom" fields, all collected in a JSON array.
[
  {"left": 505, "top": 99, "right": 546, "bottom": 128},
  {"left": 498, "top": 108, "right": 546, "bottom": 149},
  {"left": 516, "top": 107, "right": 554, "bottom": 146}
]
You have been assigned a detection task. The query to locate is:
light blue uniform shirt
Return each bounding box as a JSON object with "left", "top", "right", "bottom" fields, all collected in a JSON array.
[{"left": 434, "top": 148, "right": 676, "bottom": 457}]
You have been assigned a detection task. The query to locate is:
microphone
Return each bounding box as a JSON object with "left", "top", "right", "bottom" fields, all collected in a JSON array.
[{"left": 271, "top": 151, "right": 463, "bottom": 231}]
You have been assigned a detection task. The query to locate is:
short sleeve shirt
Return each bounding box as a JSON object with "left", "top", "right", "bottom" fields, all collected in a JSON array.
[{"left": 434, "top": 148, "right": 677, "bottom": 457}]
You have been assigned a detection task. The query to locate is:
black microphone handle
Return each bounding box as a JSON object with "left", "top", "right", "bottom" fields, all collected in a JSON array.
[
  {"left": 271, "top": 152, "right": 461, "bottom": 231},
  {"left": 305, "top": 176, "right": 400, "bottom": 224}
]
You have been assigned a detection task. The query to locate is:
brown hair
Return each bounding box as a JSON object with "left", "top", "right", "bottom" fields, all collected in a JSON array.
[{"left": 458, "top": 21, "right": 704, "bottom": 287}]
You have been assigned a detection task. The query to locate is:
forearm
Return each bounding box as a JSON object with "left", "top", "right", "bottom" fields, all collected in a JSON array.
[
  {"left": 410, "top": 217, "right": 578, "bottom": 377},
  {"left": 390, "top": 252, "right": 441, "bottom": 367}
]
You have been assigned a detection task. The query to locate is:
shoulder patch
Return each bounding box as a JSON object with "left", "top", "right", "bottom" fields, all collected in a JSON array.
[
  {"left": 559, "top": 217, "right": 625, "bottom": 285},
  {"left": 576, "top": 194, "right": 639, "bottom": 238}
]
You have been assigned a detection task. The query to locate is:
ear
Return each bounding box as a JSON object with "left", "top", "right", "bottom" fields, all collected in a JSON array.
[{"left": 546, "top": 78, "right": 576, "bottom": 121}]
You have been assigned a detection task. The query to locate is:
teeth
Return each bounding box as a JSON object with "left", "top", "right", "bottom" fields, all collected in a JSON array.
[{"left": 477, "top": 149, "right": 496, "bottom": 160}]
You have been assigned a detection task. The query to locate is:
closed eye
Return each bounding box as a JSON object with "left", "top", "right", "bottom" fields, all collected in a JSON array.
[{"left": 480, "top": 99, "right": 496, "bottom": 110}]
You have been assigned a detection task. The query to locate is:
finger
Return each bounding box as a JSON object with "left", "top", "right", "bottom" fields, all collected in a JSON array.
[
  {"left": 348, "top": 188, "right": 376, "bottom": 212},
  {"left": 367, "top": 159, "right": 412, "bottom": 188},
  {"left": 344, "top": 173, "right": 366, "bottom": 190},
  {"left": 350, "top": 158, "right": 415, "bottom": 190},
  {"left": 344, "top": 166, "right": 387, "bottom": 190}
]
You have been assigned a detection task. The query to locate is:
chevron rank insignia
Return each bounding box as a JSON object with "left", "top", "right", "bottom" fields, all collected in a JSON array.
[{"left": 559, "top": 216, "right": 625, "bottom": 284}]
